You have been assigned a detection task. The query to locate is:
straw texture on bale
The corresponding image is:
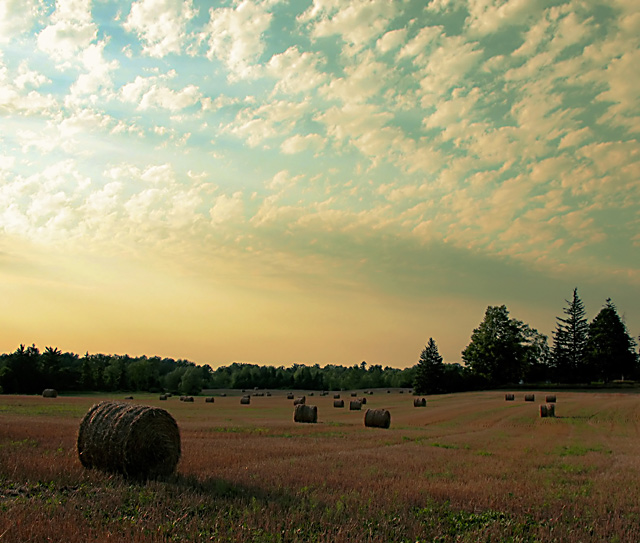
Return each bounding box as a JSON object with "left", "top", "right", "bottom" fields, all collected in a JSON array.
[
  {"left": 293, "top": 404, "right": 318, "bottom": 423},
  {"left": 364, "top": 408, "right": 391, "bottom": 429},
  {"left": 293, "top": 396, "right": 306, "bottom": 406},
  {"left": 240, "top": 395, "right": 250, "bottom": 405},
  {"left": 42, "top": 389, "right": 58, "bottom": 398},
  {"left": 505, "top": 394, "right": 515, "bottom": 401},
  {"left": 540, "top": 404, "right": 556, "bottom": 418},
  {"left": 545, "top": 395, "right": 556, "bottom": 403},
  {"left": 350, "top": 400, "right": 362, "bottom": 411},
  {"left": 333, "top": 399, "right": 344, "bottom": 408},
  {"left": 414, "top": 398, "right": 427, "bottom": 407},
  {"left": 77, "top": 401, "right": 180, "bottom": 479},
  {"left": 524, "top": 394, "right": 535, "bottom": 402}
]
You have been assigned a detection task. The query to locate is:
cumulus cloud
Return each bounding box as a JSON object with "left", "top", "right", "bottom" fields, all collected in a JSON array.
[
  {"left": 267, "top": 47, "right": 327, "bottom": 95},
  {"left": 124, "top": 0, "right": 196, "bottom": 58},
  {"left": 281, "top": 134, "right": 326, "bottom": 155},
  {"left": 210, "top": 192, "right": 244, "bottom": 225},
  {"left": 120, "top": 73, "right": 201, "bottom": 111},
  {"left": 0, "top": 0, "right": 43, "bottom": 44},
  {"left": 37, "top": 0, "right": 97, "bottom": 62}
]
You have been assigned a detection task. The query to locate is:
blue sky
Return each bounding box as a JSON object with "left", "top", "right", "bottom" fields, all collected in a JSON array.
[{"left": 0, "top": 0, "right": 638, "bottom": 367}]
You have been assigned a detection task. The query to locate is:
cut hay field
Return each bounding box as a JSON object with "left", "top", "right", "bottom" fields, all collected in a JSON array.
[{"left": 1, "top": 389, "right": 640, "bottom": 542}]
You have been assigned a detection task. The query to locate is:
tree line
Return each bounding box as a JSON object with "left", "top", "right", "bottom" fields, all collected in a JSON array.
[
  {"left": 414, "top": 289, "right": 638, "bottom": 394},
  {"left": 1, "top": 289, "right": 637, "bottom": 396}
]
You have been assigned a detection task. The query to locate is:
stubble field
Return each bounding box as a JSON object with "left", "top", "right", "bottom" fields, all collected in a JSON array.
[{"left": 1, "top": 389, "right": 639, "bottom": 542}]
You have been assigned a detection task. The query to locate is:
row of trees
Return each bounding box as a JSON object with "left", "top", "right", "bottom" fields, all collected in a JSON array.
[
  {"left": 1, "top": 289, "right": 636, "bottom": 396},
  {"left": 414, "top": 289, "right": 638, "bottom": 394}
]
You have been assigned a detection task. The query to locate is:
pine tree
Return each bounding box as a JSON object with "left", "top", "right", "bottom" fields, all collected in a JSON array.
[
  {"left": 586, "top": 299, "right": 638, "bottom": 382},
  {"left": 552, "top": 288, "right": 589, "bottom": 383},
  {"left": 414, "top": 338, "right": 444, "bottom": 395}
]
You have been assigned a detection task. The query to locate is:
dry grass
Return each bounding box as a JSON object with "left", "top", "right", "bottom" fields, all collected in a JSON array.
[{"left": 1, "top": 390, "right": 640, "bottom": 542}]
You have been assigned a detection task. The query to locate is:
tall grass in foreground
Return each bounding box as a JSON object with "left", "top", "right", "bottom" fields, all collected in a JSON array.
[{"left": 1, "top": 390, "right": 640, "bottom": 542}]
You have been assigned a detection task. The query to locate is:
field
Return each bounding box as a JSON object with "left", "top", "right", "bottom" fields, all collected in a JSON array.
[{"left": 1, "top": 389, "right": 640, "bottom": 542}]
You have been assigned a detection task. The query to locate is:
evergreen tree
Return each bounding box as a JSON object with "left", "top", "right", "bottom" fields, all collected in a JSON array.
[
  {"left": 414, "top": 338, "right": 444, "bottom": 394},
  {"left": 552, "top": 288, "right": 589, "bottom": 383},
  {"left": 586, "top": 299, "right": 638, "bottom": 382}
]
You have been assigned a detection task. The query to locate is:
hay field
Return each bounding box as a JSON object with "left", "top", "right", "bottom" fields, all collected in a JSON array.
[{"left": 1, "top": 390, "right": 640, "bottom": 542}]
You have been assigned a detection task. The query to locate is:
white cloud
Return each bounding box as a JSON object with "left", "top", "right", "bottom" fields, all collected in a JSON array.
[
  {"left": 210, "top": 192, "right": 244, "bottom": 225},
  {"left": 376, "top": 28, "right": 408, "bottom": 53},
  {"left": 281, "top": 134, "right": 325, "bottom": 155},
  {"left": 267, "top": 47, "right": 327, "bottom": 95},
  {"left": 37, "top": 0, "right": 97, "bottom": 62},
  {"left": 120, "top": 74, "right": 201, "bottom": 111},
  {"left": 203, "top": 0, "right": 273, "bottom": 80},
  {"left": 465, "top": 0, "right": 545, "bottom": 36},
  {"left": 0, "top": 0, "right": 43, "bottom": 44},
  {"left": 124, "top": 0, "right": 196, "bottom": 58}
]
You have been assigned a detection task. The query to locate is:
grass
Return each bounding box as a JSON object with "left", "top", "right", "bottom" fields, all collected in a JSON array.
[{"left": 1, "top": 389, "right": 640, "bottom": 541}]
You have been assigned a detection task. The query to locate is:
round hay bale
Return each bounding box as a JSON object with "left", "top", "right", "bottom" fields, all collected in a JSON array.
[
  {"left": 293, "top": 396, "right": 306, "bottom": 406},
  {"left": 287, "top": 393, "right": 294, "bottom": 400},
  {"left": 540, "top": 404, "right": 556, "bottom": 418},
  {"left": 349, "top": 400, "right": 362, "bottom": 411},
  {"left": 220, "top": 393, "right": 226, "bottom": 397},
  {"left": 524, "top": 394, "right": 535, "bottom": 402},
  {"left": 124, "top": 396, "right": 134, "bottom": 400},
  {"left": 333, "top": 399, "right": 344, "bottom": 408},
  {"left": 360, "top": 397, "right": 367, "bottom": 405},
  {"left": 545, "top": 395, "right": 556, "bottom": 403},
  {"left": 159, "top": 395, "right": 167, "bottom": 401},
  {"left": 42, "top": 389, "right": 58, "bottom": 398},
  {"left": 364, "top": 408, "right": 391, "bottom": 429},
  {"left": 414, "top": 398, "right": 427, "bottom": 407},
  {"left": 505, "top": 393, "right": 515, "bottom": 401},
  {"left": 240, "top": 395, "right": 250, "bottom": 405},
  {"left": 179, "top": 396, "right": 186, "bottom": 401},
  {"left": 77, "top": 401, "right": 180, "bottom": 479},
  {"left": 266, "top": 392, "right": 271, "bottom": 397},
  {"left": 183, "top": 396, "right": 194, "bottom": 402},
  {"left": 205, "top": 397, "right": 214, "bottom": 403},
  {"left": 333, "top": 394, "right": 341, "bottom": 399},
  {"left": 293, "top": 404, "right": 318, "bottom": 424},
  {"left": 351, "top": 392, "right": 357, "bottom": 397}
]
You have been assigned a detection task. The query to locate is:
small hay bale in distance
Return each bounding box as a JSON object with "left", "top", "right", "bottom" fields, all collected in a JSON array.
[
  {"left": 414, "top": 398, "right": 427, "bottom": 407},
  {"left": 505, "top": 394, "right": 515, "bottom": 401},
  {"left": 293, "top": 404, "right": 318, "bottom": 424},
  {"left": 205, "top": 397, "right": 214, "bottom": 403},
  {"left": 240, "top": 395, "right": 250, "bottom": 405},
  {"left": 545, "top": 395, "right": 556, "bottom": 403},
  {"left": 333, "top": 399, "right": 344, "bottom": 408},
  {"left": 159, "top": 395, "right": 167, "bottom": 401},
  {"left": 351, "top": 392, "right": 357, "bottom": 397},
  {"left": 360, "top": 397, "right": 367, "bottom": 405},
  {"left": 333, "top": 394, "right": 341, "bottom": 399},
  {"left": 540, "top": 404, "right": 556, "bottom": 418},
  {"left": 524, "top": 394, "right": 535, "bottom": 402},
  {"left": 124, "top": 396, "right": 134, "bottom": 400},
  {"left": 42, "top": 389, "right": 58, "bottom": 398},
  {"left": 77, "top": 401, "right": 181, "bottom": 479},
  {"left": 183, "top": 396, "right": 194, "bottom": 402},
  {"left": 287, "top": 393, "right": 294, "bottom": 400},
  {"left": 364, "top": 408, "right": 391, "bottom": 429},
  {"left": 349, "top": 400, "right": 362, "bottom": 411},
  {"left": 293, "top": 396, "right": 306, "bottom": 406}
]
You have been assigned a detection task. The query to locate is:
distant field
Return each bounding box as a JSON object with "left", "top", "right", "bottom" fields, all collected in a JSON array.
[{"left": 1, "top": 389, "right": 640, "bottom": 542}]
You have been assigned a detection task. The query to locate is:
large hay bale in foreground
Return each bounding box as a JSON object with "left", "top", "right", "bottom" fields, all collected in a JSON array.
[
  {"left": 42, "top": 389, "right": 58, "bottom": 398},
  {"left": 364, "top": 408, "right": 391, "bottom": 429},
  {"left": 414, "top": 398, "right": 427, "bottom": 407},
  {"left": 293, "top": 396, "right": 306, "bottom": 406},
  {"left": 540, "top": 404, "right": 556, "bottom": 418},
  {"left": 350, "top": 400, "right": 362, "bottom": 411},
  {"left": 77, "top": 401, "right": 180, "bottom": 479},
  {"left": 505, "top": 393, "right": 515, "bottom": 401},
  {"left": 524, "top": 394, "right": 535, "bottom": 402},
  {"left": 545, "top": 395, "right": 556, "bottom": 403},
  {"left": 294, "top": 404, "right": 318, "bottom": 423},
  {"left": 333, "top": 399, "right": 344, "bottom": 408}
]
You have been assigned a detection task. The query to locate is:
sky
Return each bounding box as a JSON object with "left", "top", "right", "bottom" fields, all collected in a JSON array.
[{"left": 0, "top": 0, "right": 638, "bottom": 369}]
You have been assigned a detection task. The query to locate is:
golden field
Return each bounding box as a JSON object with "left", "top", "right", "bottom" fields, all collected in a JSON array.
[{"left": 1, "top": 389, "right": 639, "bottom": 542}]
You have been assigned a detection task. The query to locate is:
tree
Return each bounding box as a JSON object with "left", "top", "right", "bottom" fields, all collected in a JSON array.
[
  {"left": 552, "top": 288, "right": 589, "bottom": 383},
  {"left": 414, "top": 338, "right": 444, "bottom": 394},
  {"left": 461, "top": 305, "right": 531, "bottom": 385},
  {"left": 586, "top": 299, "right": 638, "bottom": 382}
]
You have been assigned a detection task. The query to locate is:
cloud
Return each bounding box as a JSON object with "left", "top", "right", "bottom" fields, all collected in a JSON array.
[
  {"left": 120, "top": 73, "right": 201, "bottom": 111},
  {"left": 267, "top": 47, "right": 327, "bottom": 95},
  {"left": 281, "top": 134, "right": 326, "bottom": 155},
  {"left": 37, "top": 0, "right": 97, "bottom": 62},
  {"left": 0, "top": 0, "right": 43, "bottom": 44},
  {"left": 210, "top": 192, "right": 244, "bottom": 225},
  {"left": 376, "top": 28, "right": 408, "bottom": 53},
  {"left": 124, "top": 0, "right": 196, "bottom": 58},
  {"left": 203, "top": 0, "right": 273, "bottom": 80}
]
